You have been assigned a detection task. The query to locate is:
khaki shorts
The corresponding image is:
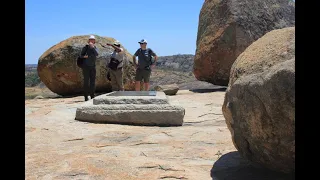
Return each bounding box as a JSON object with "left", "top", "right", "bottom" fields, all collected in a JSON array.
[
  {"left": 109, "top": 68, "right": 123, "bottom": 91},
  {"left": 135, "top": 68, "right": 151, "bottom": 83}
]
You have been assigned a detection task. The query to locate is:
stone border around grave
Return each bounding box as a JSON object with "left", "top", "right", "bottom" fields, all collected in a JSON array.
[
  {"left": 93, "top": 91, "right": 169, "bottom": 105},
  {"left": 75, "top": 104, "right": 185, "bottom": 126}
]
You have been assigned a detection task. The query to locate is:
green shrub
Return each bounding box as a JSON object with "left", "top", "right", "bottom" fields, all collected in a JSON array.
[{"left": 25, "top": 72, "right": 41, "bottom": 87}]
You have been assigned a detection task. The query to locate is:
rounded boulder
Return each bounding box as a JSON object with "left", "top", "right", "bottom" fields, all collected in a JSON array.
[
  {"left": 37, "top": 35, "right": 136, "bottom": 96},
  {"left": 222, "top": 27, "right": 295, "bottom": 173}
]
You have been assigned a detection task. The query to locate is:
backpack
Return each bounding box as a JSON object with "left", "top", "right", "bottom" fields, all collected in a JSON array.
[
  {"left": 108, "top": 57, "right": 121, "bottom": 70},
  {"left": 77, "top": 45, "right": 88, "bottom": 68}
]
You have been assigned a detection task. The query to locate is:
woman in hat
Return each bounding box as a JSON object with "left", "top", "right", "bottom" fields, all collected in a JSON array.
[{"left": 101, "top": 40, "right": 125, "bottom": 91}]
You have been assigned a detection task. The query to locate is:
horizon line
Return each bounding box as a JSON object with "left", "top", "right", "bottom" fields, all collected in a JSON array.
[{"left": 25, "top": 53, "right": 195, "bottom": 65}]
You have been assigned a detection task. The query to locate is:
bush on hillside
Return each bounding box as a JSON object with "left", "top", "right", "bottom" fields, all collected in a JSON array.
[{"left": 25, "top": 72, "right": 41, "bottom": 87}]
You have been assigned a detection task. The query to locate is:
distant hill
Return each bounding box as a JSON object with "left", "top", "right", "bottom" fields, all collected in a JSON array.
[
  {"left": 25, "top": 64, "right": 38, "bottom": 72},
  {"left": 25, "top": 54, "right": 222, "bottom": 91},
  {"left": 25, "top": 54, "right": 195, "bottom": 72},
  {"left": 156, "top": 54, "right": 194, "bottom": 72},
  {"left": 25, "top": 54, "right": 195, "bottom": 86},
  {"left": 25, "top": 64, "right": 37, "bottom": 67}
]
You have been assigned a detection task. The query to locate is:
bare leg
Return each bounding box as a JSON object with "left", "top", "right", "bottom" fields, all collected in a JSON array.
[
  {"left": 144, "top": 82, "right": 150, "bottom": 91},
  {"left": 135, "top": 81, "right": 141, "bottom": 91},
  {"left": 143, "top": 69, "right": 151, "bottom": 91}
]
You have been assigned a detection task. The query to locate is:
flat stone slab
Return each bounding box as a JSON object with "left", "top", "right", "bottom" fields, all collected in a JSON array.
[
  {"left": 106, "top": 91, "right": 157, "bottom": 96},
  {"left": 75, "top": 101, "right": 185, "bottom": 126},
  {"left": 93, "top": 91, "right": 168, "bottom": 105}
]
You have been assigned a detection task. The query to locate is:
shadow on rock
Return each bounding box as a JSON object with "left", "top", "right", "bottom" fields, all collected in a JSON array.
[
  {"left": 189, "top": 87, "right": 226, "bottom": 93},
  {"left": 210, "top": 151, "right": 294, "bottom": 180},
  {"left": 51, "top": 92, "right": 111, "bottom": 99}
]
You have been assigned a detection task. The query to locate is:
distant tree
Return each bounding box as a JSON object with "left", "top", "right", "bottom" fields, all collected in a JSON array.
[{"left": 25, "top": 72, "right": 41, "bottom": 87}]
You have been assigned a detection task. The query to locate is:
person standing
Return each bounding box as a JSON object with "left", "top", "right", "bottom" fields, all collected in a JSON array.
[
  {"left": 79, "top": 35, "right": 99, "bottom": 101},
  {"left": 132, "top": 39, "right": 158, "bottom": 91},
  {"left": 101, "top": 40, "right": 125, "bottom": 91}
]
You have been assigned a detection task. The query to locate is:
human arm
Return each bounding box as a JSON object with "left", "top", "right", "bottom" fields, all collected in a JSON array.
[
  {"left": 132, "top": 55, "right": 137, "bottom": 67},
  {"left": 80, "top": 45, "right": 88, "bottom": 58},
  {"left": 153, "top": 55, "right": 158, "bottom": 64},
  {"left": 99, "top": 43, "right": 107, "bottom": 48},
  {"left": 132, "top": 49, "right": 139, "bottom": 68},
  {"left": 109, "top": 44, "right": 123, "bottom": 52},
  {"left": 149, "top": 49, "right": 158, "bottom": 68},
  {"left": 100, "top": 43, "right": 122, "bottom": 52}
]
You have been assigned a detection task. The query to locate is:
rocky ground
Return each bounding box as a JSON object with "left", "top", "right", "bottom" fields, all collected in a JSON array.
[
  {"left": 150, "top": 69, "right": 194, "bottom": 87},
  {"left": 25, "top": 87, "right": 59, "bottom": 99},
  {"left": 26, "top": 90, "right": 236, "bottom": 180}
]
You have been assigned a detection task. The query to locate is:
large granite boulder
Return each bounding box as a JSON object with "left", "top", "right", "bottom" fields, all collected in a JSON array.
[
  {"left": 194, "top": 0, "right": 295, "bottom": 86},
  {"left": 37, "top": 35, "right": 136, "bottom": 96},
  {"left": 222, "top": 27, "right": 295, "bottom": 173}
]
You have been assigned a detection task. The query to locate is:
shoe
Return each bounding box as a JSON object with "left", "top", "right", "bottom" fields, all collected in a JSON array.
[
  {"left": 84, "top": 96, "right": 89, "bottom": 101},
  {"left": 90, "top": 94, "right": 95, "bottom": 99}
]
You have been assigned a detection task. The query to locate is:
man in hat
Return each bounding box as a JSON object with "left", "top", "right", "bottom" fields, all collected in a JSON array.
[
  {"left": 132, "top": 39, "right": 158, "bottom": 91},
  {"left": 79, "top": 35, "right": 99, "bottom": 101},
  {"left": 101, "top": 40, "right": 125, "bottom": 91}
]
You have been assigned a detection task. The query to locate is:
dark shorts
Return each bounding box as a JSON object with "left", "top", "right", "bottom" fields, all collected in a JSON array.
[{"left": 135, "top": 68, "right": 151, "bottom": 83}]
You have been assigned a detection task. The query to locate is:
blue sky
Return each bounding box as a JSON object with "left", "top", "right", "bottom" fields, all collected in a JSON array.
[{"left": 26, "top": 0, "right": 204, "bottom": 64}]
